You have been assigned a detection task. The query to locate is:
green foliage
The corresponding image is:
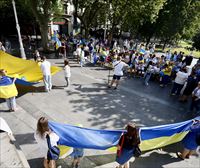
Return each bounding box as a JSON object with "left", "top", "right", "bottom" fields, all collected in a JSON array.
[
  {"left": 109, "top": 0, "right": 166, "bottom": 37},
  {"left": 23, "top": 0, "right": 64, "bottom": 50},
  {"left": 0, "top": 0, "right": 35, "bottom": 35},
  {"left": 155, "top": 0, "right": 200, "bottom": 43}
]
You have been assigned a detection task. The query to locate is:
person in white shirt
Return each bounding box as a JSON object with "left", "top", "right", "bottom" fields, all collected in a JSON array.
[
  {"left": 171, "top": 68, "right": 189, "bottom": 96},
  {"left": 40, "top": 56, "right": 52, "bottom": 92},
  {"left": 76, "top": 45, "right": 82, "bottom": 63},
  {"left": 64, "top": 59, "right": 71, "bottom": 87},
  {"left": 108, "top": 56, "right": 128, "bottom": 89},
  {"left": 80, "top": 47, "right": 85, "bottom": 67},
  {"left": 190, "top": 82, "right": 200, "bottom": 112},
  {"left": 0, "top": 41, "right": 6, "bottom": 52},
  {"left": 34, "top": 117, "right": 59, "bottom": 168}
]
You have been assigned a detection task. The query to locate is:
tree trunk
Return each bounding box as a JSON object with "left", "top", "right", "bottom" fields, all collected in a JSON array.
[
  {"left": 39, "top": 23, "right": 49, "bottom": 51},
  {"left": 162, "top": 39, "right": 168, "bottom": 51},
  {"left": 85, "top": 27, "right": 89, "bottom": 38}
]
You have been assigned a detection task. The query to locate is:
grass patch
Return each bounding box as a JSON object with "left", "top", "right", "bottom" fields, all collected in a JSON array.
[{"left": 155, "top": 41, "right": 200, "bottom": 58}]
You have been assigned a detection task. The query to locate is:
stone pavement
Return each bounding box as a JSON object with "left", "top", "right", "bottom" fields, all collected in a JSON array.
[
  {"left": 0, "top": 57, "right": 200, "bottom": 168},
  {"left": 0, "top": 132, "right": 30, "bottom": 168}
]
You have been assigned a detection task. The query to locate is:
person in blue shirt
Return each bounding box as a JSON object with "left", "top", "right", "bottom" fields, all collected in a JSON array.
[
  {"left": 176, "top": 120, "right": 200, "bottom": 159},
  {"left": 0, "top": 69, "right": 17, "bottom": 112}
]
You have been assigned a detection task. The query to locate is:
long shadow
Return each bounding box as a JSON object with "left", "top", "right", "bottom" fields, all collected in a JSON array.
[
  {"left": 16, "top": 85, "right": 44, "bottom": 98},
  {"left": 16, "top": 84, "right": 67, "bottom": 98},
  {"left": 28, "top": 157, "right": 43, "bottom": 168},
  {"left": 14, "top": 133, "right": 36, "bottom": 146}
]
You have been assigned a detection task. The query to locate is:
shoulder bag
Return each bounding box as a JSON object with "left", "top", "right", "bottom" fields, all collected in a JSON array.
[{"left": 46, "top": 134, "right": 60, "bottom": 160}]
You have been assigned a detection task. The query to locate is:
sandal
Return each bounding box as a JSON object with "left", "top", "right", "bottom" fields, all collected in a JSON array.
[
  {"left": 185, "top": 155, "right": 190, "bottom": 159},
  {"left": 176, "top": 152, "right": 184, "bottom": 160}
]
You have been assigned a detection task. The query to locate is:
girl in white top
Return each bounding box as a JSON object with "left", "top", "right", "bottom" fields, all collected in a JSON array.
[
  {"left": 34, "top": 117, "right": 59, "bottom": 168},
  {"left": 171, "top": 68, "right": 189, "bottom": 96},
  {"left": 64, "top": 59, "right": 71, "bottom": 87}
]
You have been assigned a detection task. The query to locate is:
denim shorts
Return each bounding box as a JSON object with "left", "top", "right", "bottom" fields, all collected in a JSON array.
[{"left": 113, "top": 75, "right": 121, "bottom": 80}]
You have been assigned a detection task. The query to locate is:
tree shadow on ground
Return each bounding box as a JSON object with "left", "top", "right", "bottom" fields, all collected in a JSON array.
[
  {"left": 66, "top": 82, "right": 194, "bottom": 130},
  {"left": 131, "top": 152, "right": 181, "bottom": 168}
]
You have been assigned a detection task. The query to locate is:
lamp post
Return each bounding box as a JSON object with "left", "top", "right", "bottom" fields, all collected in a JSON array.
[
  {"left": 12, "top": 0, "right": 26, "bottom": 59},
  {"left": 104, "top": 13, "right": 107, "bottom": 41}
]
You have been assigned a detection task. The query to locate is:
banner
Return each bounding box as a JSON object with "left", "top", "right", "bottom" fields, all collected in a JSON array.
[
  {"left": 49, "top": 117, "right": 199, "bottom": 152},
  {"left": 0, "top": 51, "right": 61, "bottom": 85}
]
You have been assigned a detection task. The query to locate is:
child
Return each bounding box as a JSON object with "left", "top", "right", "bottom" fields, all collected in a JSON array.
[
  {"left": 144, "top": 61, "right": 154, "bottom": 86},
  {"left": 34, "top": 49, "right": 41, "bottom": 62},
  {"left": 70, "top": 148, "right": 84, "bottom": 168},
  {"left": 64, "top": 59, "right": 71, "bottom": 87}
]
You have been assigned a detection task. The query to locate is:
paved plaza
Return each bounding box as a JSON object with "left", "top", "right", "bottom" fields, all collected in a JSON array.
[{"left": 0, "top": 57, "right": 199, "bottom": 168}]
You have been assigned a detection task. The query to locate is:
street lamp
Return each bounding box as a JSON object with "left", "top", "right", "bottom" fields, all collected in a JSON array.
[
  {"left": 12, "top": 0, "right": 26, "bottom": 59},
  {"left": 104, "top": 14, "right": 107, "bottom": 41}
]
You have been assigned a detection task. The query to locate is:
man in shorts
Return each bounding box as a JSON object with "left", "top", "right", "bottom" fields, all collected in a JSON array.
[{"left": 108, "top": 56, "right": 128, "bottom": 89}]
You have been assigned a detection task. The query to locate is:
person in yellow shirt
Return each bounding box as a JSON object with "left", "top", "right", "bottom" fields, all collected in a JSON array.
[{"left": 160, "top": 63, "right": 172, "bottom": 87}]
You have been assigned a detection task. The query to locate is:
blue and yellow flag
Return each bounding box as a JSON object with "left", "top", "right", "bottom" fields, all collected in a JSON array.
[
  {"left": 51, "top": 32, "right": 62, "bottom": 50},
  {"left": 49, "top": 117, "right": 199, "bottom": 154},
  {"left": 0, "top": 51, "right": 61, "bottom": 85},
  {"left": 0, "top": 76, "right": 18, "bottom": 98}
]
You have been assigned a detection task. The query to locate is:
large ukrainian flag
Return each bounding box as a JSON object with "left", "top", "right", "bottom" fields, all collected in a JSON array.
[
  {"left": 0, "top": 51, "right": 61, "bottom": 85},
  {"left": 48, "top": 117, "right": 198, "bottom": 157},
  {"left": 140, "top": 119, "right": 192, "bottom": 151}
]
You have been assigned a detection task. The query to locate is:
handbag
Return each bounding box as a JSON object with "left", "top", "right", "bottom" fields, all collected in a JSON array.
[
  {"left": 46, "top": 134, "right": 60, "bottom": 160},
  {"left": 133, "top": 145, "right": 141, "bottom": 157}
]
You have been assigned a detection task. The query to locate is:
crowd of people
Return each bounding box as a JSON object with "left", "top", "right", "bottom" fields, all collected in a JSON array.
[{"left": 63, "top": 36, "right": 200, "bottom": 113}]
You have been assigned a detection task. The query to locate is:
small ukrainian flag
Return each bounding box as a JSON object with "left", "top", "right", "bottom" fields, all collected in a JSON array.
[{"left": 0, "top": 76, "right": 18, "bottom": 99}]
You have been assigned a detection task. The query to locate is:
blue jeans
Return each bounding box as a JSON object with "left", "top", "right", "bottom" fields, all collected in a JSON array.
[
  {"left": 144, "top": 72, "right": 152, "bottom": 85},
  {"left": 80, "top": 59, "right": 85, "bottom": 67},
  {"left": 171, "top": 82, "right": 184, "bottom": 95},
  {"left": 6, "top": 97, "right": 16, "bottom": 110},
  {"left": 43, "top": 75, "right": 52, "bottom": 91},
  {"left": 161, "top": 75, "right": 170, "bottom": 85},
  {"left": 190, "top": 99, "right": 200, "bottom": 111}
]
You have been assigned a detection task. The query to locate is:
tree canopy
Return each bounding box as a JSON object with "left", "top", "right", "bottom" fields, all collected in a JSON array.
[{"left": 1, "top": 0, "right": 200, "bottom": 50}]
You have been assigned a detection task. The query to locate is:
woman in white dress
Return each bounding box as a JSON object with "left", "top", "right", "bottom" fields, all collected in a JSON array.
[{"left": 34, "top": 117, "right": 59, "bottom": 168}]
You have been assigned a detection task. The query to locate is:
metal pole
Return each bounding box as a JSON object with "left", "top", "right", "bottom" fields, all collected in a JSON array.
[
  {"left": 12, "top": 0, "right": 26, "bottom": 59},
  {"left": 104, "top": 13, "right": 107, "bottom": 41}
]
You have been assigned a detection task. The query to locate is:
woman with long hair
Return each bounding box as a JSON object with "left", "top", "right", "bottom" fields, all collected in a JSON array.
[
  {"left": 34, "top": 117, "right": 59, "bottom": 168},
  {"left": 116, "top": 123, "right": 141, "bottom": 168}
]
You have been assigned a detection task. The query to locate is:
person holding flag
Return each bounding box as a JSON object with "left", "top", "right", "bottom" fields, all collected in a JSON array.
[
  {"left": 116, "top": 123, "right": 141, "bottom": 168},
  {"left": 0, "top": 69, "right": 17, "bottom": 112}
]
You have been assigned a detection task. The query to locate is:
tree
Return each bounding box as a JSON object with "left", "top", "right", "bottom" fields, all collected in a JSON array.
[
  {"left": 193, "top": 30, "right": 200, "bottom": 51},
  {"left": 155, "top": 0, "right": 200, "bottom": 49},
  {"left": 73, "top": 0, "right": 108, "bottom": 37},
  {"left": 110, "top": 0, "right": 166, "bottom": 39},
  {"left": 25, "top": 0, "right": 63, "bottom": 51},
  {"left": 0, "top": 0, "right": 35, "bottom": 37}
]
